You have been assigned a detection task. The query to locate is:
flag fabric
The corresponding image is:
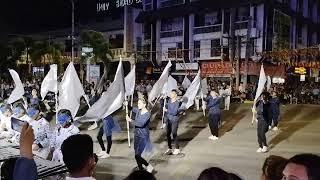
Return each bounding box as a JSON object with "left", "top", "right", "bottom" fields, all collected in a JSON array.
[
  {"left": 162, "top": 75, "right": 178, "bottom": 97},
  {"left": 181, "top": 76, "right": 191, "bottom": 89},
  {"left": 81, "top": 59, "right": 125, "bottom": 120},
  {"left": 267, "top": 76, "right": 272, "bottom": 91},
  {"left": 8, "top": 69, "right": 25, "bottom": 104},
  {"left": 201, "top": 78, "right": 209, "bottom": 95},
  {"left": 181, "top": 70, "right": 201, "bottom": 109},
  {"left": 148, "top": 61, "right": 172, "bottom": 103},
  {"left": 125, "top": 65, "right": 136, "bottom": 96},
  {"left": 252, "top": 64, "right": 267, "bottom": 123},
  {"left": 58, "top": 62, "right": 85, "bottom": 118},
  {"left": 41, "top": 64, "right": 58, "bottom": 100}
]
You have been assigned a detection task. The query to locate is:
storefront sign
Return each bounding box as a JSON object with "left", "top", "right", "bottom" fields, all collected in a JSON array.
[
  {"left": 97, "top": 0, "right": 142, "bottom": 12},
  {"left": 176, "top": 63, "right": 199, "bottom": 70}
]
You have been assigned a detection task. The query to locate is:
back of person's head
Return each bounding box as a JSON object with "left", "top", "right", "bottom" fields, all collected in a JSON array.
[
  {"left": 61, "top": 134, "right": 95, "bottom": 176},
  {"left": 1, "top": 158, "right": 17, "bottom": 180},
  {"left": 284, "top": 153, "right": 320, "bottom": 180},
  {"left": 262, "top": 155, "right": 287, "bottom": 180},
  {"left": 198, "top": 167, "right": 229, "bottom": 180},
  {"left": 228, "top": 173, "right": 242, "bottom": 180},
  {"left": 126, "top": 170, "right": 156, "bottom": 180}
]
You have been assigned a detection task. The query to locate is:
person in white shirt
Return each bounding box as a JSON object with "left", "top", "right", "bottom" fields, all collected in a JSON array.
[
  {"left": 9, "top": 103, "right": 31, "bottom": 144},
  {"left": 27, "top": 105, "right": 51, "bottom": 159},
  {"left": 62, "top": 134, "right": 97, "bottom": 180},
  {"left": 50, "top": 110, "right": 80, "bottom": 163},
  {"left": 224, "top": 85, "right": 232, "bottom": 110},
  {"left": 0, "top": 104, "right": 14, "bottom": 139}
]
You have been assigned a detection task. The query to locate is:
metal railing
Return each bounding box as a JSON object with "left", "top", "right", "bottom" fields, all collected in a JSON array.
[
  {"left": 160, "top": 0, "right": 184, "bottom": 8},
  {"left": 160, "top": 30, "right": 183, "bottom": 38},
  {"left": 193, "top": 24, "right": 222, "bottom": 34},
  {"left": 235, "top": 20, "right": 256, "bottom": 30}
]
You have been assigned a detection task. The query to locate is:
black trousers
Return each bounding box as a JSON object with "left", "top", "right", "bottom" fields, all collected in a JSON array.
[
  {"left": 271, "top": 112, "right": 279, "bottom": 127},
  {"left": 208, "top": 113, "right": 220, "bottom": 137},
  {"left": 97, "top": 126, "right": 112, "bottom": 154},
  {"left": 135, "top": 155, "right": 149, "bottom": 170},
  {"left": 257, "top": 119, "right": 268, "bottom": 148},
  {"left": 166, "top": 119, "right": 179, "bottom": 149}
]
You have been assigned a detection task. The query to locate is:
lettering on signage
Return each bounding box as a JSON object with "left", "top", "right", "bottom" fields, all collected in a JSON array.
[{"left": 97, "top": 0, "right": 142, "bottom": 12}]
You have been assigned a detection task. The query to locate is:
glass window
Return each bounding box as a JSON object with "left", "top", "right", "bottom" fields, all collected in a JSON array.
[
  {"left": 194, "top": 41, "right": 201, "bottom": 58},
  {"left": 211, "top": 39, "right": 221, "bottom": 57}
]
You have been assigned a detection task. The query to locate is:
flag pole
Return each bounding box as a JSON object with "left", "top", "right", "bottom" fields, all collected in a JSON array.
[
  {"left": 161, "top": 97, "right": 167, "bottom": 129},
  {"left": 200, "top": 89, "right": 206, "bottom": 117},
  {"left": 130, "top": 94, "right": 133, "bottom": 118},
  {"left": 125, "top": 96, "right": 131, "bottom": 147}
]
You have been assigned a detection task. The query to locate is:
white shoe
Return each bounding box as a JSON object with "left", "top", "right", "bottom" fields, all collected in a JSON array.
[
  {"left": 88, "top": 122, "right": 98, "bottom": 131},
  {"left": 208, "top": 135, "right": 214, "bottom": 140},
  {"left": 161, "top": 123, "right": 166, "bottom": 129},
  {"left": 97, "top": 151, "right": 107, "bottom": 157},
  {"left": 100, "top": 152, "right": 110, "bottom": 159},
  {"left": 146, "top": 164, "right": 154, "bottom": 173},
  {"left": 172, "top": 149, "right": 180, "bottom": 155},
  {"left": 261, "top": 146, "right": 268, "bottom": 153},
  {"left": 272, "top": 127, "right": 279, "bottom": 131},
  {"left": 212, "top": 136, "right": 219, "bottom": 140},
  {"left": 164, "top": 149, "right": 172, "bottom": 154},
  {"left": 268, "top": 126, "right": 272, "bottom": 130},
  {"left": 256, "top": 148, "right": 262, "bottom": 153}
]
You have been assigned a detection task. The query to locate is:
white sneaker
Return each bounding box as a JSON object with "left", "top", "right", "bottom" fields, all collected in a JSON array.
[
  {"left": 97, "top": 151, "right": 107, "bottom": 157},
  {"left": 172, "top": 149, "right": 180, "bottom": 155},
  {"left": 208, "top": 135, "right": 214, "bottom": 140},
  {"left": 268, "top": 126, "right": 272, "bottom": 130},
  {"left": 256, "top": 148, "right": 262, "bottom": 153},
  {"left": 88, "top": 122, "right": 98, "bottom": 131},
  {"left": 261, "top": 146, "right": 268, "bottom": 153},
  {"left": 272, "top": 127, "right": 279, "bottom": 131},
  {"left": 161, "top": 123, "right": 166, "bottom": 129},
  {"left": 146, "top": 164, "right": 154, "bottom": 173},
  {"left": 212, "top": 136, "right": 219, "bottom": 141},
  {"left": 100, "top": 152, "right": 110, "bottom": 159},
  {"left": 164, "top": 149, "right": 172, "bottom": 154}
]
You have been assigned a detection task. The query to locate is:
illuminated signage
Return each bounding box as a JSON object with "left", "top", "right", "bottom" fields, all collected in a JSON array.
[
  {"left": 294, "top": 67, "right": 306, "bottom": 75},
  {"left": 97, "top": 0, "right": 142, "bottom": 12}
]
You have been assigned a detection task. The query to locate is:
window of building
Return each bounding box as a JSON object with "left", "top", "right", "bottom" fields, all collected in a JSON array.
[
  {"left": 194, "top": 41, "right": 201, "bottom": 58},
  {"left": 168, "top": 42, "right": 183, "bottom": 59},
  {"left": 161, "top": 18, "right": 183, "bottom": 31},
  {"left": 211, "top": 39, "right": 221, "bottom": 57},
  {"left": 143, "top": 24, "right": 151, "bottom": 40},
  {"left": 194, "top": 11, "right": 222, "bottom": 27},
  {"left": 144, "top": 0, "right": 152, "bottom": 11},
  {"left": 236, "top": 6, "right": 250, "bottom": 21}
]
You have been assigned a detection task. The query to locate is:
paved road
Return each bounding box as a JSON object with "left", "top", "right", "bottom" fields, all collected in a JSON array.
[{"left": 81, "top": 103, "right": 320, "bottom": 180}]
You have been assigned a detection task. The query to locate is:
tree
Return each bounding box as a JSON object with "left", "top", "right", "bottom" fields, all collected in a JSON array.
[
  {"left": 80, "top": 30, "right": 113, "bottom": 88},
  {"left": 0, "top": 44, "right": 16, "bottom": 77}
]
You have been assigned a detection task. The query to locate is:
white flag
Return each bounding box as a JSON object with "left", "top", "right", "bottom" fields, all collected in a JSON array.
[
  {"left": 148, "top": 61, "right": 172, "bottom": 103},
  {"left": 41, "top": 64, "right": 58, "bottom": 100},
  {"left": 58, "top": 62, "right": 85, "bottom": 118},
  {"left": 181, "top": 70, "right": 201, "bottom": 109},
  {"left": 181, "top": 76, "right": 191, "bottom": 89},
  {"left": 125, "top": 65, "right": 136, "bottom": 96},
  {"left": 201, "top": 78, "right": 209, "bottom": 95},
  {"left": 82, "top": 59, "right": 125, "bottom": 120},
  {"left": 8, "top": 69, "right": 25, "bottom": 104},
  {"left": 252, "top": 64, "right": 267, "bottom": 123},
  {"left": 162, "top": 75, "right": 178, "bottom": 97},
  {"left": 267, "top": 76, "right": 272, "bottom": 91}
]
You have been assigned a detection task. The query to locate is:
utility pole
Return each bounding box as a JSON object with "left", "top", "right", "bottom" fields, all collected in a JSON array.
[
  {"left": 229, "top": 8, "right": 236, "bottom": 89},
  {"left": 243, "top": 16, "right": 252, "bottom": 90},
  {"left": 236, "top": 35, "right": 241, "bottom": 89},
  {"left": 71, "top": 0, "right": 75, "bottom": 62}
]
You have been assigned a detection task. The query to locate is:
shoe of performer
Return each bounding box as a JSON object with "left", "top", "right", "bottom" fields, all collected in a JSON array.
[
  {"left": 161, "top": 123, "right": 166, "bottom": 129},
  {"left": 261, "top": 146, "right": 268, "bottom": 153},
  {"left": 97, "top": 151, "right": 108, "bottom": 157},
  {"left": 212, "top": 136, "right": 219, "bottom": 141},
  {"left": 100, "top": 152, "right": 110, "bottom": 159},
  {"left": 208, "top": 135, "right": 215, "bottom": 140},
  {"left": 256, "top": 148, "right": 262, "bottom": 153},
  {"left": 164, "top": 149, "right": 172, "bottom": 154},
  {"left": 268, "top": 126, "right": 272, "bottom": 130},
  {"left": 146, "top": 164, "right": 154, "bottom": 173},
  {"left": 272, "top": 127, "right": 279, "bottom": 131},
  {"left": 172, "top": 149, "right": 181, "bottom": 155},
  {"left": 88, "top": 122, "right": 98, "bottom": 131}
]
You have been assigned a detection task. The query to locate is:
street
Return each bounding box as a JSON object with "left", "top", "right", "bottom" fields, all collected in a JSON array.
[{"left": 81, "top": 103, "right": 320, "bottom": 180}]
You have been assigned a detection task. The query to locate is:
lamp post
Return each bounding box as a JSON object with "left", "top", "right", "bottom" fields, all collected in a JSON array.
[{"left": 70, "top": 0, "right": 75, "bottom": 62}]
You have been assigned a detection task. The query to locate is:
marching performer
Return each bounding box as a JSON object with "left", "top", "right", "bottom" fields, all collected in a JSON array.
[
  {"left": 255, "top": 92, "right": 270, "bottom": 153},
  {"left": 269, "top": 91, "right": 280, "bottom": 131},
  {"left": 96, "top": 114, "right": 121, "bottom": 159},
  {"left": 0, "top": 104, "right": 14, "bottom": 139},
  {"left": 125, "top": 98, "right": 154, "bottom": 173},
  {"left": 224, "top": 85, "right": 231, "bottom": 110},
  {"left": 206, "top": 90, "right": 222, "bottom": 141},
  {"left": 163, "top": 90, "right": 185, "bottom": 155},
  {"left": 50, "top": 109, "right": 80, "bottom": 162},
  {"left": 27, "top": 105, "right": 51, "bottom": 159}
]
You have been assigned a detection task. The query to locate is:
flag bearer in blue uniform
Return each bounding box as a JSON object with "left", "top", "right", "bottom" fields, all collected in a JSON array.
[
  {"left": 126, "top": 98, "right": 154, "bottom": 173},
  {"left": 96, "top": 114, "right": 121, "bottom": 159},
  {"left": 206, "top": 90, "right": 222, "bottom": 141},
  {"left": 255, "top": 92, "right": 271, "bottom": 153},
  {"left": 269, "top": 91, "right": 280, "bottom": 131},
  {"left": 163, "top": 90, "right": 185, "bottom": 155}
]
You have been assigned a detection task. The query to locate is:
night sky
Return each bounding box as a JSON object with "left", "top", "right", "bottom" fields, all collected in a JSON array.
[{"left": 1, "top": 0, "right": 97, "bottom": 34}]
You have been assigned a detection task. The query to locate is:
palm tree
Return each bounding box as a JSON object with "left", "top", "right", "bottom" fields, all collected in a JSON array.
[{"left": 80, "top": 30, "right": 113, "bottom": 88}]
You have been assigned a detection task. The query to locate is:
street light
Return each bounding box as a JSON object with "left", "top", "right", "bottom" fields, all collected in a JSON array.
[{"left": 70, "top": 0, "right": 75, "bottom": 62}]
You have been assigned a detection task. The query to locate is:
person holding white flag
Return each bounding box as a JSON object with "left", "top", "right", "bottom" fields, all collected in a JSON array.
[{"left": 40, "top": 64, "right": 57, "bottom": 100}]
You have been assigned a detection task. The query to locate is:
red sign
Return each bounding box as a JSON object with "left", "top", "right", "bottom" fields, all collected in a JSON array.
[{"left": 201, "top": 61, "right": 285, "bottom": 77}]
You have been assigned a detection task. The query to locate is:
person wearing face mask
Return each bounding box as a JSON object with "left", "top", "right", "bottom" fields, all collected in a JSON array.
[
  {"left": 27, "top": 105, "right": 51, "bottom": 159},
  {"left": 49, "top": 109, "right": 80, "bottom": 162},
  {"left": 125, "top": 98, "right": 154, "bottom": 173},
  {"left": 255, "top": 92, "right": 271, "bottom": 153},
  {"left": 206, "top": 90, "right": 222, "bottom": 141}
]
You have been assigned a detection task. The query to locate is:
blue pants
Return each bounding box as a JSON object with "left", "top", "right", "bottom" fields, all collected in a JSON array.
[{"left": 209, "top": 113, "right": 220, "bottom": 137}]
